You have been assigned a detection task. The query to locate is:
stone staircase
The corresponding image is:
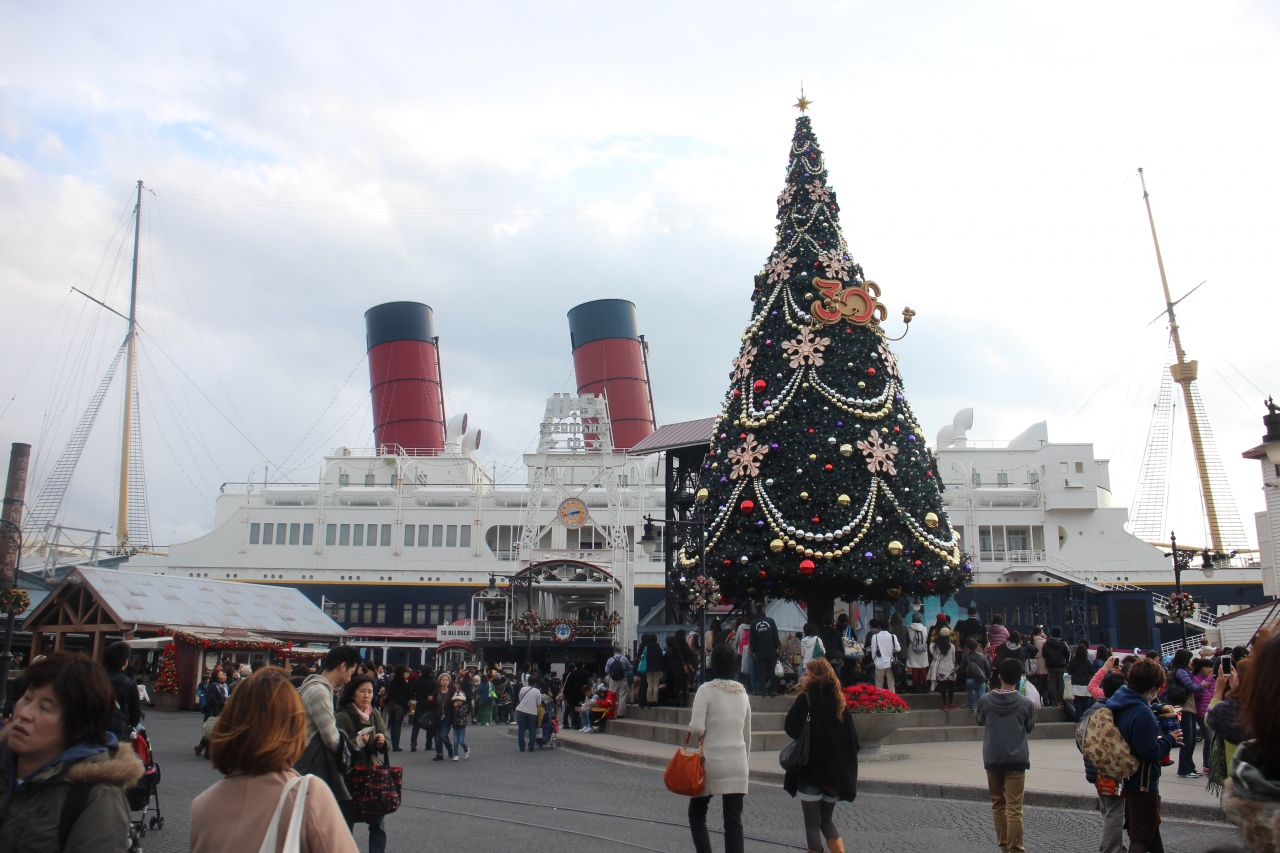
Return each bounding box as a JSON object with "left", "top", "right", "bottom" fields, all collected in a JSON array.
[{"left": 607, "top": 692, "right": 1077, "bottom": 752}]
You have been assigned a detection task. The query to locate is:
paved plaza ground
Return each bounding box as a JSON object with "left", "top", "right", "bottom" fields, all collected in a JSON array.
[{"left": 138, "top": 709, "right": 1242, "bottom": 853}]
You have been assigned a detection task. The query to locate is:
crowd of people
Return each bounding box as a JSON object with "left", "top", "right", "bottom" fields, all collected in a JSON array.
[{"left": 0, "top": 620, "right": 1277, "bottom": 853}]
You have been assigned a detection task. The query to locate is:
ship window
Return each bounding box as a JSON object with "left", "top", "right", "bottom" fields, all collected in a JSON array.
[
  {"left": 1007, "top": 527, "right": 1029, "bottom": 551},
  {"left": 997, "top": 473, "right": 1009, "bottom": 488},
  {"left": 404, "top": 525, "right": 416, "bottom": 547},
  {"left": 339, "top": 524, "right": 351, "bottom": 546},
  {"left": 1059, "top": 461, "right": 1068, "bottom": 474},
  {"left": 339, "top": 473, "right": 350, "bottom": 487},
  {"left": 274, "top": 524, "right": 286, "bottom": 545},
  {"left": 249, "top": 523, "right": 260, "bottom": 545},
  {"left": 417, "top": 525, "right": 430, "bottom": 546},
  {"left": 326, "top": 524, "right": 337, "bottom": 546},
  {"left": 262, "top": 524, "right": 274, "bottom": 545},
  {"left": 430, "top": 604, "right": 440, "bottom": 625},
  {"left": 1090, "top": 604, "right": 1100, "bottom": 625},
  {"left": 376, "top": 603, "right": 386, "bottom": 624},
  {"left": 367, "top": 524, "right": 378, "bottom": 546},
  {"left": 1075, "top": 461, "right": 1084, "bottom": 474},
  {"left": 353, "top": 525, "right": 365, "bottom": 547},
  {"left": 972, "top": 471, "right": 981, "bottom": 487},
  {"left": 459, "top": 525, "right": 471, "bottom": 548},
  {"left": 365, "top": 472, "right": 376, "bottom": 486},
  {"left": 1032, "top": 526, "right": 1044, "bottom": 551},
  {"left": 403, "top": 604, "right": 413, "bottom": 624},
  {"left": 1028, "top": 471, "right": 1040, "bottom": 485},
  {"left": 446, "top": 525, "right": 458, "bottom": 547},
  {"left": 432, "top": 525, "right": 444, "bottom": 547},
  {"left": 416, "top": 604, "right": 427, "bottom": 625},
  {"left": 289, "top": 523, "right": 301, "bottom": 545},
  {"left": 381, "top": 524, "right": 392, "bottom": 546},
  {"left": 363, "top": 603, "right": 374, "bottom": 623},
  {"left": 303, "top": 524, "right": 314, "bottom": 546},
  {"left": 1058, "top": 526, "right": 1067, "bottom": 550}
]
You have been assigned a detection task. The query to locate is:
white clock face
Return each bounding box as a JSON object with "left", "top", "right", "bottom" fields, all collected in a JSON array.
[{"left": 558, "top": 498, "right": 588, "bottom": 530}]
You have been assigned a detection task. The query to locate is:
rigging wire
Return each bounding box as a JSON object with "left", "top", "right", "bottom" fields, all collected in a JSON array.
[
  {"left": 277, "top": 355, "right": 368, "bottom": 472},
  {"left": 148, "top": 191, "right": 260, "bottom": 442},
  {"left": 137, "top": 342, "right": 224, "bottom": 486},
  {"left": 150, "top": 188, "right": 749, "bottom": 217},
  {"left": 137, "top": 327, "right": 280, "bottom": 472},
  {"left": 138, "top": 376, "right": 213, "bottom": 507}
]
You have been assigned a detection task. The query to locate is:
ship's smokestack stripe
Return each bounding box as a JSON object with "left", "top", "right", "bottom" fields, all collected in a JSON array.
[
  {"left": 365, "top": 301, "right": 446, "bottom": 452},
  {"left": 567, "top": 299, "right": 655, "bottom": 452}
]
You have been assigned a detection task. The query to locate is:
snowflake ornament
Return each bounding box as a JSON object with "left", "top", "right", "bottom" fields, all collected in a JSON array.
[
  {"left": 808, "top": 181, "right": 832, "bottom": 203},
  {"left": 857, "top": 429, "right": 899, "bottom": 475},
  {"left": 781, "top": 327, "right": 831, "bottom": 369},
  {"left": 765, "top": 254, "right": 796, "bottom": 284},
  {"left": 777, "top": 183, "right": 796, "bottom": 206},
  {"left": 817, "top": 249, "right": 853, "bottom": 282},
  {"left": 731, "top": 341, "right": 758, "bottom": 383},
  {"left": 876, "top": 340, "right": 900, "bottom": 379},
  {"left": 728, "top": 433, "right": 769, "bottom": 479}
]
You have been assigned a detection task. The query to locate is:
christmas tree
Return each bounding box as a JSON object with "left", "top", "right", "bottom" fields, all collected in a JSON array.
[
  {"left": 694, "top": 104, "right": 970, "bottom": 618},
  {"left": 156, "top": 643, "right": 180, "bottom": 694}
]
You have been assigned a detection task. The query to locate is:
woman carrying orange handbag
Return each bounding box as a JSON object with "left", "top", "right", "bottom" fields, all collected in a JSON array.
[{"left": 681, "top": 644, "right": 751, "bottom": 853}]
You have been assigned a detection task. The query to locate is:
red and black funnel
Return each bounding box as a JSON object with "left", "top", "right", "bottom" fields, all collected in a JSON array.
[
  {"left": 365, "top": 302, "right": 446, "bottom": 453},
  {"left": 567, "top": 299, "right": 655, "bottom": 451}
]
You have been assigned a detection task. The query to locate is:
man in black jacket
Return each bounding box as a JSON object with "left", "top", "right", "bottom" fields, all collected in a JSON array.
[
  {"left": 409, "top": 665, "right": 437, "bottom": 751},
  {"left": 1041, "top": 626, "right": 1071, "bottom": 709},
  {"left": 749, "top": 602, "right": 781, "bottom": 697},
  {"left": 560, "top": 662, "right": 589, "bottom": 727},
  {"left": 103, "top": 641, "right": 141, "bottom": 740}
]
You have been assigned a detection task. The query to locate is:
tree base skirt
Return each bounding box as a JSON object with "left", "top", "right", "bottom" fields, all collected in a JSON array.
[{"left": 154, "top": 693, "right": 179, "bottom": 711}]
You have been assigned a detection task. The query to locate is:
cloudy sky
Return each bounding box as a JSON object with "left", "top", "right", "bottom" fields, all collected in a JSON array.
[{"left": 2, "top": 2, "right": 1276, "bottom": 548}]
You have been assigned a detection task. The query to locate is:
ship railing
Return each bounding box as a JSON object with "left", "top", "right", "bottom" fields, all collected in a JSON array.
[
  {"left": 1161, "top": 636, "right": 1207, "bottom": 657},
  {"left": 472, "top": 620, "right": 620, "bottom": 644},
  {"left": 979, "top": 549, "right": 1046, "bottom": 564}
]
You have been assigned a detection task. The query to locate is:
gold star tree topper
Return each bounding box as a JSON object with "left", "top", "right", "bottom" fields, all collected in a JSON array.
[{"left": 794, "top": 91, "right": 813, "bottom": 112}]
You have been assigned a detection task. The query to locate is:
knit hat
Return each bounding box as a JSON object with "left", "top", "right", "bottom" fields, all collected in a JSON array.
[{"left": 938, "top": 627, "right": 952, "bottom": 637}]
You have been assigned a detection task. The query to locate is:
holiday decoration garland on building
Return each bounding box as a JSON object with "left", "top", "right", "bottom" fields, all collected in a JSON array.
[
  {"left": 547, "top": 619, "right": 578, "bottom": 643},
  {"left": 155, "top": 644, "right": 180, "bottom": 694},
  {"left": 682, "top": 575, "right": 722, "bottom": 611},
  {"left": 509, "top": 610, "right": 542, "bottom": 635},
  {"left": 697, "top": 109, "right": 971, "bottom": 604},
  {"left": 161, "top": 628, "right": 284, "bottom": 651}
]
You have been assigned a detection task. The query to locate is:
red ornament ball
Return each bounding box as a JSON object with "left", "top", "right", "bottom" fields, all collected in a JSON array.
[
  {"left": 799, "top": 559, "right": 816, "bottom": 576},
  {"left": 914, "top": 560, "right": 923, "bottom": 567},
  {"left": 866, "top": 367, "right": 876, "bottom": 376},
  {"left": 760, "top": 570, "right": 768, "bottom": 578},
  {"left": 740, "top": 499, "right": 755, "bottom": 514},
  {"left": 733, "top": 389, "right": 741, "bottom": 397},
  {"left": 824, "top": 463, "right": 833, "bottom": 471},
  {"left": 724, "top": 559, "right": 733, "bottom": 567},
  {"left": 812, "top": 516, "right": 821, "bottom": 524},
  {"left": 893, "top": 426, "right": 900, "bottom": 433},
  {"left": 753, "top": 379, "right": 767, "bottom": 393},
  {"left": 808, "top": 428, "right": 815, "bottom": 434}
]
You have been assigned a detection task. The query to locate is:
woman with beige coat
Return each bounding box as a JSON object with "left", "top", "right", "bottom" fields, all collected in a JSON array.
[
  {"left": 685, "top": 644, "right": 751, "bottom": 853},
  {"left": 190, "top": 667, "right": 356, "bottom": 853}
]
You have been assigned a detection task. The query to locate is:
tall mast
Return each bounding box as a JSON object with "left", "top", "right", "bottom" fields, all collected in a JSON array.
[
  {"left": 1138, "top": 168, "right": 1225, "bottom": 552},
  {"left": 117, "top": 179, "right": 142, "bottom": 549}
]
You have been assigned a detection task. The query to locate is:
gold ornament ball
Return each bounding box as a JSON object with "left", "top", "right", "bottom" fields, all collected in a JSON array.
[
  {"left": 696, "top": 488, "right": 709, "bottom": 503},
  {"left": 924, "top": 512, "right": 939, "bottom": 528},
  {"left": 839, "top": 443, "right": 853, "bottom": 457},
  {"left": 886, "top": 587, "right": 902, "bottom": 598},
  {"left": 770, "top": 539, "right": 784, "bottom": 553},
  {"left": 837, "top": 494, "right": 851, "bottom": 506},
  {"left": 800, "top": 491, "right": 810, "bottom": 500},
  {"left": 887, "top": 540, "right": 904, "bottom": 556},
  {"left": 808, "top": 453, "right": 817, "bottom": 461}
]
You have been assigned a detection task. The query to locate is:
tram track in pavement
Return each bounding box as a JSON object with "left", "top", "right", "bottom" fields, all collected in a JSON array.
[{"left": 400, "top": 786, "right": 805, "bottom": 850}]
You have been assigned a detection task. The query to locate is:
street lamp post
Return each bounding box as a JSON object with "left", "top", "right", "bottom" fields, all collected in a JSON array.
[
  {"left": 491, "top": 572, "right": 538, "bottom": 674},
  {"left": 1167, "top": 531, "right": 1228, "bottom": 651}
]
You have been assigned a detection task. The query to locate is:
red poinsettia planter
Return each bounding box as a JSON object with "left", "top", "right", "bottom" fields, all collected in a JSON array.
[{"left": 843, "top": 684, "right": 908, "bottom": 754}]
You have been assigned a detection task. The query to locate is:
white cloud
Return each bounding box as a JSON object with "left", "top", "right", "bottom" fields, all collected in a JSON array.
[{"left": 0, "top": 1, "right": 1276, "bottom": 548}]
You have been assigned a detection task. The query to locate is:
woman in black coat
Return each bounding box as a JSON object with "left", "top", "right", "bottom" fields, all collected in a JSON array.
[
  {"left": 664, "top": 636, "right": 687, "bottom": 707},
  {"left": 783, "top": 658, "right": 859, "bottom": 853}
]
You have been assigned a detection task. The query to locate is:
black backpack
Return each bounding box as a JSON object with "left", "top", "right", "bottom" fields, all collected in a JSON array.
[
  {"left": 1043, "top": 639, "right": 1068, "bottom": 668},
  {"left": 1164, "top": 670, "right": 1190, "bottom": 705},
  {"left": 608, "top": 656, "right": 627, "bottom": 680}
]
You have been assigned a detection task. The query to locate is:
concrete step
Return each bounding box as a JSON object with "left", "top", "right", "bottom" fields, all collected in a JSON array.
[
  {"left": 627, "top": 706, "right": 787, "bottom": 731},
  {"left": 887, "top": 721, "right": 1079, "bottom": 745},
  {"left": 898, "top": 706, "right": 1065, "bottom": 727},
  {"left": 605, "top": 717, "right": 792, "bottom": 752}
]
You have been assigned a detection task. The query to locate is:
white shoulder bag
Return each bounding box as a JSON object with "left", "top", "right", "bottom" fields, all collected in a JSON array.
[{"left": 258, "top": 774, "right": 313, "bottom": 853}]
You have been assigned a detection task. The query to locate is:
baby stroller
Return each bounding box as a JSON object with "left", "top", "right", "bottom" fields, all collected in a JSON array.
[
  {"left": 126, "top": 725, "right": 164, "bottom": 850},
  {"left": 535, "top": 702, "right": 561, "bottom": 749}
]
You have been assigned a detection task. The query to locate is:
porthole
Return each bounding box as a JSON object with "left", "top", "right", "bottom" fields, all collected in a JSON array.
[
  {"left": 420, "top": 577, "right": 425, "bottom": 582},
  {"left": 340, "top": 575, "right": 345, "bottom": 580},
  {"left": 233, "top": 573, "right": 238, "bottom": 578}
]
